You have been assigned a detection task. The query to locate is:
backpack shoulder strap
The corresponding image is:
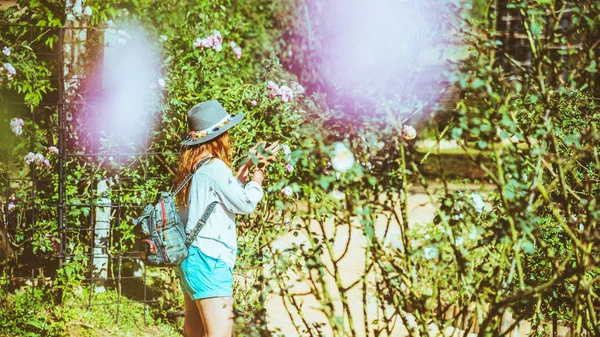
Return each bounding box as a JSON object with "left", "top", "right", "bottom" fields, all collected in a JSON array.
[
  {"left": 171, "top": 157, "right": 212, "bottom": 196},
  {"left": 185, "top": 201, "right": 218, "bottom": 247}
]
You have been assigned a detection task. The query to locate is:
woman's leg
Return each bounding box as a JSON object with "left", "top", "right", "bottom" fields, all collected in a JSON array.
[
  {"left": 183, "top": 293, "right": 205, "bottom": 337},
  {"left": 195, "top": 296, "right": 234, "bottom": 337}
]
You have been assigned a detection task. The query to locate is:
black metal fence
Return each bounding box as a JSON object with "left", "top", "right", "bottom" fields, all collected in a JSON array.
[{"left": 1, "top": 24, "right": 180, "bottom": 325}]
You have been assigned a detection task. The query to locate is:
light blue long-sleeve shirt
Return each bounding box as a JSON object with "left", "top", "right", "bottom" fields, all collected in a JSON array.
[{"left": 178, "top": 158, "right": 263, "bottom": 269}]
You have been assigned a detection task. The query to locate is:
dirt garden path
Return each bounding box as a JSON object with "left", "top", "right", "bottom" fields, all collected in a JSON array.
[{"left": 263, "top": 183, "right": 548, "bottom": 337}]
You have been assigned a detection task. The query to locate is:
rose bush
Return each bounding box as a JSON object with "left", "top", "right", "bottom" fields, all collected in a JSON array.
[{"left": 1, "top": 0, "right": 599, "bottom": 336}]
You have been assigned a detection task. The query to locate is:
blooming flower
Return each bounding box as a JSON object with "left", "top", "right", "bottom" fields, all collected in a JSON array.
[
  {"left": 282, "top": 144, "right": 291, "bottom": 156},
  {"left": 2, "top": 46, "right": 10, "bottom": 56},
  {"left": 277, "top": 85, "right": 294, "bottom": 102},
  {"left": 285, "top": 164, "right": 294, "bottom": 172},
  {"left": 471, "top": 193, "right": 485, "bottom": 213},
  {"left": 48, "top": 146, "right": 59, "bottom": 155},
  {"left": 330, "top": 142, "right": 355, "bottom": 173},
  {"left": 7, "top": 202, "right": 15, "bottom": 212},
  {"left": 25, "top": 152, "right": 50, "bottom": 167},
  {"left": 250, "top": 100, "right": 257, "bottom": 106},
  {"left": 24, "top": 152, "right": 35, "bottom": 164},
  {"left": 290, "top": 81, "right": 305, "bottom": 95},
  {"left": 402, "top": 125, "right": 417, "bottom": 140},
  {"left": 281, "top": 186, "right": 293, "bottom": 197},
  {"left": 10, "top": 118, "right": 24, "bottom": 136},
  {"left": 423, "top": 246, "right": 439, "bottom": 260},
  {"left": 229, "top": 42, "right": 242, "bottom": 59},
  {"left": 194, "top": 30, "right": 223, "bottom": 51},
  {"left": 3, "top": 63, "right": 16, "bottom": 76}
]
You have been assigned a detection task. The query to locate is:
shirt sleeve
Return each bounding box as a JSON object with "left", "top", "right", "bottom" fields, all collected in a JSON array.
[{"left": 205, "top": 160, "right": 264, "bottom": 214}]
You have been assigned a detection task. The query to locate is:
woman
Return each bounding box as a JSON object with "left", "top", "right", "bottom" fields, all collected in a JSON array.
[{"left": 174, "top": 100, "right": 279, "bottom": 337}]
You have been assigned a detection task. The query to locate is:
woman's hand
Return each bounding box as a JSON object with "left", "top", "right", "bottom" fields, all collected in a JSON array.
[{"left": 237, "top": 141, "right": 280, "bottom": 184}]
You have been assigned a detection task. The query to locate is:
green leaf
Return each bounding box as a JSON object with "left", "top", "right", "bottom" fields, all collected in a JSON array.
[{"left": 585, "top": 60, "right": 597, "bottom": 73}]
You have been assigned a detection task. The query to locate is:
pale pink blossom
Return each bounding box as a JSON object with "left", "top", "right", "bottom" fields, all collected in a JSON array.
[
  {"left": 402, "top": 125, "right": 417, "bottom": 140},
  {"left": 48, "top": 146, "right": 59, "bottom": 155},
  {"left": 24, "top": 152, "right": 35, "bottom": 164},
  {"left": 250, "top": 100, "right": 257, "bottom": 106},
  {"left": 267, "top": 81, "right": 279, "bottom": 91},
  {"left": 194, "top": 30, "right": 223, "bottom": 51},
  {"left": 229, "top": 42, "right": 242, "bottom": 59},
  {"left": 330, "top": 142, "right": 355, "bottom": 173},
  {"left": 285, "top": 164, "right": 294, "bottom": 172},
  {"left": 281, "top": 186, "right": 293, "bottom": 197},
  {"left": 10, "top": 118, "right": 24, "bottom": 136},
  {"left": 277, "top": 85, "right": 294, "bottom": 102},
  {"left": 290, "top": 81, "right": 305, "bottom": 95},
  {"left": 3, "top": 63, "right": 16, "bottom": 76}
]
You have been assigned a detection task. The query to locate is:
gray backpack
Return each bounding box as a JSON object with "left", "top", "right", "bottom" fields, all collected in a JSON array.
[{"left": 133, "top": 158, "right": 217, "bottom": 267}]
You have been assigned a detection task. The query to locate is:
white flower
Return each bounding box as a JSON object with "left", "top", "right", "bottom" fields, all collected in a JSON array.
[
  {"left": 10, "top": 118, "right": 24, "bottom": 136},
  {"left": 281, "top": 186, "right": 293, "bottom": 197},
  {"left": 423, "top": 246, "right": 439, "bottom": 260},
  {"left": 282, "top": 144, "right": 291, "bottom": 156},
  {"left": 24, "top": 152, "right": 35, "bottom": 164},
  {"left": 3, "top": 63, "right": 16, "bottom": 75},
  {"left": 402, "top": 125, "right": 417, "bottom": 140},
  {"left": 232, "top": 45, "right": 242, "bottom": 59},
  {"left": 285, "top": 164, "right": 294, "bottom": 172},
  {"left": 83, "top": 6, "right": 93, "bottom": 17},
  {"left": 48, "top": 146, "right": 59, "bottom": 155},
  {"left": 277, "top": 85, "right": 294, "bottom": 102},
  {"left": 157, "top": 78, "right": 165, "bottom": 88},
  {"left": 7, "top": 202, "right": 15, "bottom": 212},
  {"left": 2, "top": 47, "right": 10, "bottom": 56},
  {"left": 290, "top": 81, "right": 305, "bottom": 95},
  {"left": 267, "top": 81, "right": 279, "bottom": 91},
  {"left": 471, "top": 193, "right": 485, "bottom": 213},
  {"left": 330, "top": 142, "right": 355, "bottom": 173}
]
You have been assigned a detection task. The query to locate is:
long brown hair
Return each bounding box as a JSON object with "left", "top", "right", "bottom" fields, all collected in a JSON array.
[{"left": 174, "top": 132, "right": 232, "bottom": 207}]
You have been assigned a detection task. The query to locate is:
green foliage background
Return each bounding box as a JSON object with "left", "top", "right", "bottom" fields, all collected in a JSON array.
[{"left": 1, "top": 0, "right": 599, "bottom": 336}]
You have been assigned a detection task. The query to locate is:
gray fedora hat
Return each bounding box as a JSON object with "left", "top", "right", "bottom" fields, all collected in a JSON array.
[{"left": 180, "top": 100, "right": 244, "bottom": 146}]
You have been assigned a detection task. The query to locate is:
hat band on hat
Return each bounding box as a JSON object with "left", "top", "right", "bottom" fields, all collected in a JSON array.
[{"left": 186, "top": 114, "right": 237, "bottom": 141}]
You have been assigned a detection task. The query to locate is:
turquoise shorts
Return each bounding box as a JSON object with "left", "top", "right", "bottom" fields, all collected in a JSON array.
[{"left": 175, "top": 246, "right": 233, "bottom": 300}]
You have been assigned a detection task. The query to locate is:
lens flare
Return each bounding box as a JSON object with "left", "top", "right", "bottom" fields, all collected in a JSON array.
[
  {"left": 98, "top": 24, "right": 162, "bottom": 150},
  {"left": 308, "top": 0, "right": 454, "bottom": 118}
]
